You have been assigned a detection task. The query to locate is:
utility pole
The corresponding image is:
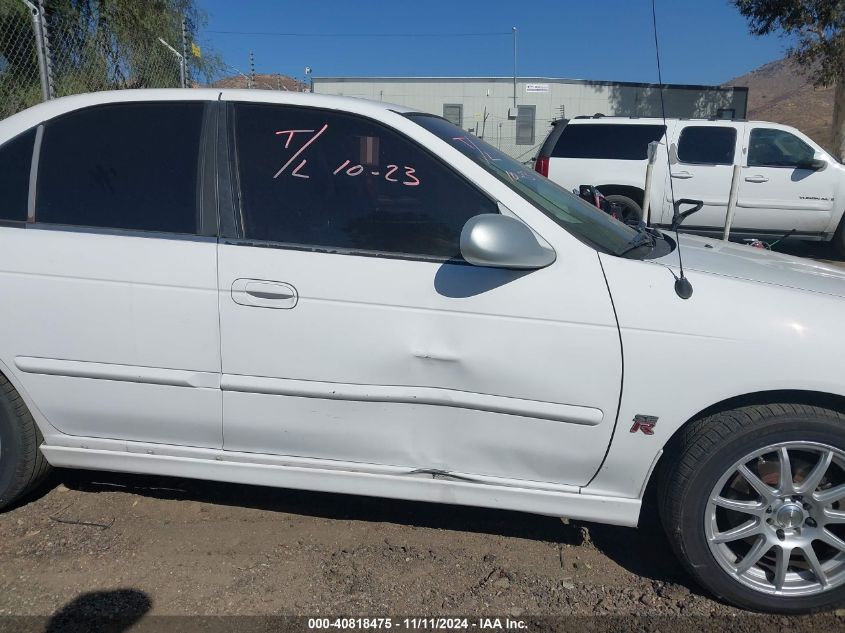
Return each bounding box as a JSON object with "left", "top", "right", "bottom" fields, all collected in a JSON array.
[
  {"left": 512, "top": 26, "right": 517, "bottom": 110},
  {"left": 180, "top": 17, "right": 188, "bottom": 88}
]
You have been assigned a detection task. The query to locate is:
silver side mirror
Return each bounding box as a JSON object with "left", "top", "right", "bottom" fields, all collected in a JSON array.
[{"left": 460, "top": 214, "right": 556, "bottom": 270}]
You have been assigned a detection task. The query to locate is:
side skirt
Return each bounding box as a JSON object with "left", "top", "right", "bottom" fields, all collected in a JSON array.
[{"left": 40, "top": 442, "right": 641, "bottom": 527}]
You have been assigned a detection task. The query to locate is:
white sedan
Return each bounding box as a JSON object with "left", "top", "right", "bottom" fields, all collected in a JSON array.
[{"left": 1, "top": 89, "right": 844, "bottom": 613}]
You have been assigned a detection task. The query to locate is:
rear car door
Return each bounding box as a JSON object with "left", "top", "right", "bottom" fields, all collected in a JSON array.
[
  {"left": 217, "top": 100, "right": 623, "bottom": 486},
  {"left": 667, "top": 122, "right": 744, "bottom": 230},
  {"left": 737, "top": 126, "right": 838, "bottom": 235},
  {"left": 0, "top": 99, "right": 222, "bottom": 448}
]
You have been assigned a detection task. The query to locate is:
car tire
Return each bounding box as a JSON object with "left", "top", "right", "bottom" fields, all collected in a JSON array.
[
  {"left": 0, "top": 373, "right": 50, "bottom": 510},
  {"left": 833, "top": 217, "right": 845, "bottom": 258},
  {"left": 604, "top": 194, "right": 643, "bottom": 227},
  {"left": 658, "top": 403, "right": 845, "bottom": 613}
]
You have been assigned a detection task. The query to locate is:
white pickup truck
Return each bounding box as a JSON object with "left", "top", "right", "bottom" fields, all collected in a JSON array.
[{"left": 534, "top": 116, "right": 845, "bottom": 254}]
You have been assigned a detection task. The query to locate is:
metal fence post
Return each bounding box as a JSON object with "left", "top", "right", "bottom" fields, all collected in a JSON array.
[
  {"left": 22, "top": 0, "right": 52, "bottom": 101},
  {"left": 723, "top": 164, "right": 742, "bottom": 241}
]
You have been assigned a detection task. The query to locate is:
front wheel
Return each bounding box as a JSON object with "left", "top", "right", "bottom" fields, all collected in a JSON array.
[{"left": 659, "top": 404, "right": 845, "bottom": 613}]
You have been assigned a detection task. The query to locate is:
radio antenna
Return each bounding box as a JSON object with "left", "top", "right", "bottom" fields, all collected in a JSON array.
[{"left": 651, "top": 0, "right": 693, "bottom": 299}]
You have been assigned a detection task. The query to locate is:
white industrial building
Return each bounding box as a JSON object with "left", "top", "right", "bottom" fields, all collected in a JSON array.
[{"left": 313, "top": 76, "right": 748, "bottom": 159}]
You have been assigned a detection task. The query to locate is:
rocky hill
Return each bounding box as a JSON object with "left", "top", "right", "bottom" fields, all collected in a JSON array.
[
  {"left": 211, "top": 73, "right": 305, "bottom": 92},
  {"left": 724, "top": 58, "right": 834, "bottom": 151}
]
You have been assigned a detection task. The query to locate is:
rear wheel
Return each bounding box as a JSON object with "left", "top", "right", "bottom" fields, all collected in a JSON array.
[
  {"left": 659, "top": 404, "right": 845, "bottom": 613},
  {"left": 0, "top": 373, "right": 50, "bottom": 510},
  {"left": 604, "top": 194, "right": 643, "bottom": 227},
  {"left": 833, "top": 217, "right": 845, "bottom": 258}
]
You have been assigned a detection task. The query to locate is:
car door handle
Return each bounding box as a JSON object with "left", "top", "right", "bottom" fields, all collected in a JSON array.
[
  {"left": 744, "top": 175, "right": 769, "bottom": 183},
  {"left": 671, "top": 171, "right": 693, "bottom": 179},
  {"left": 231, "top": 279, "right": 298, "bottom": 309}
]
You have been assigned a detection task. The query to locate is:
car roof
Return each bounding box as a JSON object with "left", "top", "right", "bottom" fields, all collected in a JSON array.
[{"left": 0, "top": 88, "right": 416, "bottom": 140}]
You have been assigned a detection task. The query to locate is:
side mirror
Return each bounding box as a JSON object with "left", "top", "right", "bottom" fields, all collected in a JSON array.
[
  {"left": 460, "top": 214, "right": 556, "bottom": 270},
  {"left": 797, "top": 152, "right": 828, "bottom": 171}
]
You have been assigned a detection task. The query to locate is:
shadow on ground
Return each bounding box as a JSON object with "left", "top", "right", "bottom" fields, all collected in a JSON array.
[
  {"left": 45, "top": 589, "right": 151, "bottom": 633},
  {"left": 55, "top": 468, "right": 695, "bottom": 590},
  {"left": 771, "top": 240, "right": 844, "bottom": 263}
]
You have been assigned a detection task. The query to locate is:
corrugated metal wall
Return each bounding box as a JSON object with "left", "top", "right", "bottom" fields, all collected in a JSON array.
[{"left": 313, "top": 77, "right": 748, "bottom": 160}]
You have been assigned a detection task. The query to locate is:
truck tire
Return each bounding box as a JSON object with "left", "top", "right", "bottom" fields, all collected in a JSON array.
[
  {"left": 833, "top": 217, "right": 845, "bottom": 258},
  {"left": 604, "top": 194, "right": 643, "bottom": 227},
  {"left": 0, "top": 373, "right": 50, "bottom": 510},
  {"left": 659, "top": 403, "right": 845, "bottom": 613}
]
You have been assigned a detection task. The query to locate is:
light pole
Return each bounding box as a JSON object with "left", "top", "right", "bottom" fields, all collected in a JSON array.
[{"left": 512, "top": 26, "right": 517, "bottom": 110}]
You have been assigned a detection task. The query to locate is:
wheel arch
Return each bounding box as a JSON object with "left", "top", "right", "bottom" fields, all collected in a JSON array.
[
  {"left": 595, "top": 184, "right": 645, "bottom": 204},
  {"left": 639, "top": 389, "right": 845, "bottom": 522}
]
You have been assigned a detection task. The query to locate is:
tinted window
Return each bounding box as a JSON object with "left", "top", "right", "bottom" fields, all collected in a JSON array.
[
  {"left": 748, "top": 128, "right": 815, "bottom": 167},
  {"left": 232, "top": 103, "right": 497, "bottom": 258},
  {"left": 410, "top": 114, "right": 643, "bottom": 258},
  {"left": 0, "top": 129, "right": 35, "bottom": 223},
  {"left": 37, "top": 102, "right": 204, "bottom": 234},
  {"left": 552, "top": 123, "right": 666, "bottom": 160},
  {"left": 677, "top": 126, "right": 736, "bottom": 165}
]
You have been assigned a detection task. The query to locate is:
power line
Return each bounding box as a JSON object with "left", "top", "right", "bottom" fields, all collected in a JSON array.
[{"left": 207, "top": 30, "right": 512, "bottom": 38}]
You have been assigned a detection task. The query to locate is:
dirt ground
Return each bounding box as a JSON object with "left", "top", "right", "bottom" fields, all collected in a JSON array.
[{"left": 0, "top": 243, "right": 844, "bottom": 632}]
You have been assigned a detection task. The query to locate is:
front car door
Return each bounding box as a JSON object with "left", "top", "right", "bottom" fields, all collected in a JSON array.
[
  {"left": 0, "top": 98, "right": 222, "bottom": 448},
  {"left": 217, "top": 96, "right": 623, "bottom": 487},
  {"left": 665, "top": 122, "right": 744, "bottom": 231},
  {"left": 737, "top": 125, "right": 838, "bottom": 236}
]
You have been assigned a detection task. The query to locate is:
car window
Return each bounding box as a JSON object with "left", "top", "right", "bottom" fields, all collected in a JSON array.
[
  {"left": 408, "top": 113, "right": 644, "bottom": 257},
  {"left": 0, "top": 129, "right": 35, "bottom": 223},
  {"left": 36, "top": 102, "right": 204, "bottom": 234},
  {"left": 677, "top": 126, "right": 736, "bottom": 165},
  {"left": 551, "top": 123, "right": 666, "bottom": 160},
  {"left": 748, "top": 128, "right": 815, "bottom": 168},
  {"left": 231, "top": 103, "right": 497, "bottom": 259}
]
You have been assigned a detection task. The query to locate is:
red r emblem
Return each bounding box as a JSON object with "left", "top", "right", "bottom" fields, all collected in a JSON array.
[{"left": 630, "top": 415, "right": 658, "bottom": 435}]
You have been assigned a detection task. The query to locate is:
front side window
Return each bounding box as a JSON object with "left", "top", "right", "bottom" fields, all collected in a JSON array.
[
  {"left": 748, "top": 128, "right": 815, "bottom": 168},
  {"left": 37, "top": 102, "right": 205, "bottom": 234},
  {"left": 408, "top": 113, "right": 643, "bottom": 257},
  {"left": 551, "top": 124, "right": 666, "bottom": 160},
  {"left": 0, "top": 129, "right": 35, "bottom": 223},
  {"left": 232, "top": 103, "right": 497, "bottom": 259},
  {"left": 677, "top": 126, "right": 737, "bottom": 165}
]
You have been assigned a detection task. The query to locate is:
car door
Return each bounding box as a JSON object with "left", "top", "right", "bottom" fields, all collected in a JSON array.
[
  {"left": 0, "top": 99, "right": 222, "bottom": 448},
  {"left": 217, "top": 99, "right": 623, "bottom": 487},
  {"left": 736, "top": 125, "right": 838, "bottom": 235},
  {"left": 666, "top": 122, "right": 744, "bottom": 230}
]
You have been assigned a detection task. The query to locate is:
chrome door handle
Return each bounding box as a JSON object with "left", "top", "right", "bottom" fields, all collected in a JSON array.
[
  {"left": 745, "top": 175, "right": 769, "bottom": 183},
  {"left": 671, "top": 171, "right": 693, "bottom": 179},
  {"left": 231, "top": 279, "right": 298, "bottom": 309}
]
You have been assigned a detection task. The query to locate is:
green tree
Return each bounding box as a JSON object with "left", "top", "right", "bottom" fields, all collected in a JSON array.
[
  {"left": 0, "top": 0, "right": 221, "bottom": 118},
  {"left": 732, "top": 0, "right": 845, "bottom": 158}
]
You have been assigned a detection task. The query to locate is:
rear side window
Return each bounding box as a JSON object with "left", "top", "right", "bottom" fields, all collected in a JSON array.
[
  {"left": 677, "top": 126, "right": 736, "bottom": 165},
  {"left": 37, "top": 102, "right": 204, "bottom": 234},
  {"left": 551, "top": 123, "right": 666, "bottom": 160},
  {"left": 0, "top": 129, "right": 35, "bottom": 223},
  {"left": 231, "top": 103, "right": 497, "bottom": 259}
]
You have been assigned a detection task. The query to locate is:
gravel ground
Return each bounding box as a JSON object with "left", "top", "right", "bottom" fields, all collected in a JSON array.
[{"left": 0, "top": 243, "right": 843, "bottom": 632}]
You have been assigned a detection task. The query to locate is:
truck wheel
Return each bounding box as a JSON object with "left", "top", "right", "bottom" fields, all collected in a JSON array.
[
  {"left": 659, "top": 404, "right": 845, "bottom": 613},
  {"left": 0, "top": 373, "right": 50, "bottom": 510},
  {"left": 604, "top": 194, "right": 643, "bottom": 227},
  {"left": 833, "top": 218, "right": 845, "bottom": 258}
]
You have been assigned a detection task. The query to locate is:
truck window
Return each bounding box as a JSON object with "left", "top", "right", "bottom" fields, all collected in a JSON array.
[
  {"left": 551, "top": 124, "right": 666, "bottom": 160},
  {"left": 677, "top": 126, "right": 736, "bottom": 165},
  {"left": 748, "top": 128, "right": 814, "bottom": 168}
]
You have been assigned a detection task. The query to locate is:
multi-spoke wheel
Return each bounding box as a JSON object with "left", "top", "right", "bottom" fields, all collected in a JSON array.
[{"left": 659, "top": 404, "right": 845, "bottom": 613}]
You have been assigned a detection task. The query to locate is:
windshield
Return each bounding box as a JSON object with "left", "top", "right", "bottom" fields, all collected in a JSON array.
[{"left": 407, "top": 113, "right": 643, "bottom": 256}]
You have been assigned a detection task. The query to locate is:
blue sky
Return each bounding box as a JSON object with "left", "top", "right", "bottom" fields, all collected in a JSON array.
[{"left": 199, "top": 0, "right": 790, "bottom": 86}]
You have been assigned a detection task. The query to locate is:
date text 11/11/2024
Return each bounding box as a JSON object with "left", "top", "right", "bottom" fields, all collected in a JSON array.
[{"left": 274, "top": 124, "right": 420, "bottom": 186}]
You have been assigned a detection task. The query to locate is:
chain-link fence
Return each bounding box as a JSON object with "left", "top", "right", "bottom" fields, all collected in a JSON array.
[{"left": 1, "top": 0, "right": 184, "bottom": 120}]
